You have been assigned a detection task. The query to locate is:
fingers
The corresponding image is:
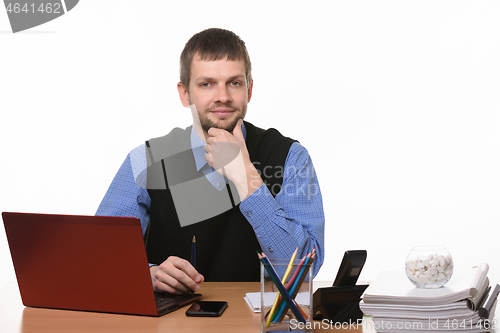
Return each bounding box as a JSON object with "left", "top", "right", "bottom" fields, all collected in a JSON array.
[
  {"left": 205, "top": 119, "right": 244, "bottom": 139},
  {"left": 207, "top": 127, "right": 221, "bottom": 138},
  {"left": 206, "top": 127, "right": 239, "bottom": 144},
  {"left": 151, "top": 256, "right": 204, "bottom": 294},
  {"left": 203, "top": 123, "right": 247, "bottom": 180},
  {"left": 203, "top": 143, "right": 241, "bottom": 173},
  {"left": 203, "top": 144, "right": 213, "bottom": 169},
  {"left": 231, "top": 119, "right": 244, "bottom": 141}
]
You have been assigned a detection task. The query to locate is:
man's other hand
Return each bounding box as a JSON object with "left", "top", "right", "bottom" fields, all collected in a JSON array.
[{"left": 150, "top": 256, "right": 204, "bottom": 294}]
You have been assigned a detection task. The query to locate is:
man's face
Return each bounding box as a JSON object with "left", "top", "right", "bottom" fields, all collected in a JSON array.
[{"left": 178, "top": 54, "right": 253, "bottom": 134}]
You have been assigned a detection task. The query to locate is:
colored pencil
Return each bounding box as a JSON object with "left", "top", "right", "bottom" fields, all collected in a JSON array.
[
  {"left": 265, "top": 248, "right": 297, "bottom": 327},
  {"left": 258, "top": 252, "right": 306, "bottom": 324},
  {"left": 270, "top": 253, "right": 308, "bottom": 322},
  {"left": 275, "top": 249, "right": 316, "bottom": 322}
]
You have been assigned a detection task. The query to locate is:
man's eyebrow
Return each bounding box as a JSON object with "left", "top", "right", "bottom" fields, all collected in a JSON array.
[
  {"left": 227, "top": 75, "right": 246, "bottom": 81},
  {"left": 195, "top": 76, "right": 215, "bottom": 82},
  {"left": 195, "top": 75, "right": 246, "bottom": 82}
]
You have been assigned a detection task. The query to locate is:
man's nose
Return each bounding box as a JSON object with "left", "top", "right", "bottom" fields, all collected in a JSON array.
[{"left": 214, "top": 84, "right": 232, "bottom": 103}]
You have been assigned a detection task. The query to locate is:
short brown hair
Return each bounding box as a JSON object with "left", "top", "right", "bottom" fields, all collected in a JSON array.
[{"left": 180, "top": 28, "right": 252, "bottom": 89}]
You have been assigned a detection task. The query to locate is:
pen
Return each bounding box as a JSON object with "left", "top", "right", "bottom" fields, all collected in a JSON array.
[{"left": 191, "top": 235, "right": 196, "bottom": 269}]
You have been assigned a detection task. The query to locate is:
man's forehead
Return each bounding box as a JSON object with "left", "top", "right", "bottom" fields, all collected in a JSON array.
[
  {"left": 192, "top": 52, "right": 244, "bottom": 63},
  {"left": 190, "top": 54, "right": 246, "bottom": 79}
]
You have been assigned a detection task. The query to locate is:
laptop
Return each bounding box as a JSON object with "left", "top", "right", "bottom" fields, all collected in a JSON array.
[{"left": 1, "top": 212, "right": 201, "bottom": 316}]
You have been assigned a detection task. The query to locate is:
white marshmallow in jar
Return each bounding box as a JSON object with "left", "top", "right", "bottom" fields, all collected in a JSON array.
[{"left": 405, "top": 245, "right": 453, "bottom": 288}]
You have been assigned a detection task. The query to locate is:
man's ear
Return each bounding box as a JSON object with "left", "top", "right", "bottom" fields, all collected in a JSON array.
[
  {"left": 247, "top": 80, "right": 253, "bottom": 103},
  {"left": 177, "top": 82, "right": 190, "bottom": 107}
]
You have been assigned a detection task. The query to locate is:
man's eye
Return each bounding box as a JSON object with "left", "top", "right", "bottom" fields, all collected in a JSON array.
[
  {"left": 200, "top": 82, "right": 210, "bottom": 87},
  {"left": 230, "top": 81, "right": 241, "bottom": 86}
]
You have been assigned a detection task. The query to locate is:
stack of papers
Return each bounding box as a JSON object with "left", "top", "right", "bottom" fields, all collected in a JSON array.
[{"left": 360, "top": 264, "right": 498, "bottom": 333}]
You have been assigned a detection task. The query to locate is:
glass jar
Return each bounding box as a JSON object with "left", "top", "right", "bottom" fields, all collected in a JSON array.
[{"left": 405, "top": 245, "right": 453, "bottom": 288}]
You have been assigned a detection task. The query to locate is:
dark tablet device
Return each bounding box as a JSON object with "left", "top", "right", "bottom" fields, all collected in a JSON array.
[
  {"left": 312, "top": 250, "right": 368, "bottom": 322},
  {"left": 185, "top": 301, "right": 228, "bottom": 317},
  {"left": 332, "top": 250, "right": 367, "bottom": 286}
]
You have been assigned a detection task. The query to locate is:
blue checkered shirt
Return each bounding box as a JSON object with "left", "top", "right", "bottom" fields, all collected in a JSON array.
[{"left": 96, "top": 124, "right": 325, "bottom": 277}]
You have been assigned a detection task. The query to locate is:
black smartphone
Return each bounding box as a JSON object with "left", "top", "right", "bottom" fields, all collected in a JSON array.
[{"left": 185, "top": 301, "right": 228, "bottom": 317}]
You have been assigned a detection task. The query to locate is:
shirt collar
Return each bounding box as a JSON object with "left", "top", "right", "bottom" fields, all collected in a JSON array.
[{"left": 190, "top": 122, "right": 247, "bottom": 171}]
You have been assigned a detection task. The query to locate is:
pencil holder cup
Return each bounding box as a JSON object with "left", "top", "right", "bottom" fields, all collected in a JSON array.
[{"left": 260, "top": 258, "right": 314, "bottom": 333}]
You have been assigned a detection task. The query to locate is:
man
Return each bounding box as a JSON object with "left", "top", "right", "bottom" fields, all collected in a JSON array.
[{"left": 96, "top": 28, "right": 324, "bottom": 294}]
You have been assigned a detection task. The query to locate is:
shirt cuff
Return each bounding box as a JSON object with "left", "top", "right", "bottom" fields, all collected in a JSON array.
[{"left": 239, "top": 183, "right": 285, "bottom": 256}]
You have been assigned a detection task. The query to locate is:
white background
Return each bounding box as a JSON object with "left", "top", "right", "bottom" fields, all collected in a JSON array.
[{"left": 1, "top": 1, "right": 499, "bottom": 290}]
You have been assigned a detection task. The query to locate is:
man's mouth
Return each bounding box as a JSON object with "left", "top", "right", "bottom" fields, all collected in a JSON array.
[{"left": 210, "top": 108, "right": 235, "bottom": 117}]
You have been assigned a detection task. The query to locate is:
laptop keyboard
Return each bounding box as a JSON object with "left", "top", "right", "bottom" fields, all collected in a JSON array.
[{"left": 155, "top": 297, "right": 175, "bottom": 308}]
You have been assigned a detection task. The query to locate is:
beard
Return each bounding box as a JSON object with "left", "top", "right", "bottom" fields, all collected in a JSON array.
[{"left": 197, "top": 103, "right": 247, "bottom": 133}]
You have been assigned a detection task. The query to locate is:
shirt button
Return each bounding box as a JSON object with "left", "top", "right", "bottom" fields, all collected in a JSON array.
[
  {"left": 217, "top": 182, "right": 223, "bottom": 188},
  {"left": 268, "top": 247, "right": 274, "bottom": 253},
  {"left": 246, "top": 211, "right": 252, "bottom": 217}
]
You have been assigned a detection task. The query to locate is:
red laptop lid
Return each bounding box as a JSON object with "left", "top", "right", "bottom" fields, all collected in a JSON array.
[{"left": 2, "top": 212, "right": 159, "bottom": 316}]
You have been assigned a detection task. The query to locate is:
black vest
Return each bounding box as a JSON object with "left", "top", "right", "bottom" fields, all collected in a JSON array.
[{"left": 144, "top": 121, "right": 296, "bottom": 282}]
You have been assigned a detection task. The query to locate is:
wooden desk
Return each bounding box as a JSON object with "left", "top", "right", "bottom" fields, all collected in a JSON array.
[{"left": 0, "top": 281, "right": 374, "bottom": 333}]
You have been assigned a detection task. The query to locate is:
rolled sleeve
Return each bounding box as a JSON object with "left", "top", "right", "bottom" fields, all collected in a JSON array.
[
  {"left": 239, "top": 142, "right": 325, "bottom": 277},
  {"left": 96, "top": 149, "right": 151, "bottom": 234}
]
